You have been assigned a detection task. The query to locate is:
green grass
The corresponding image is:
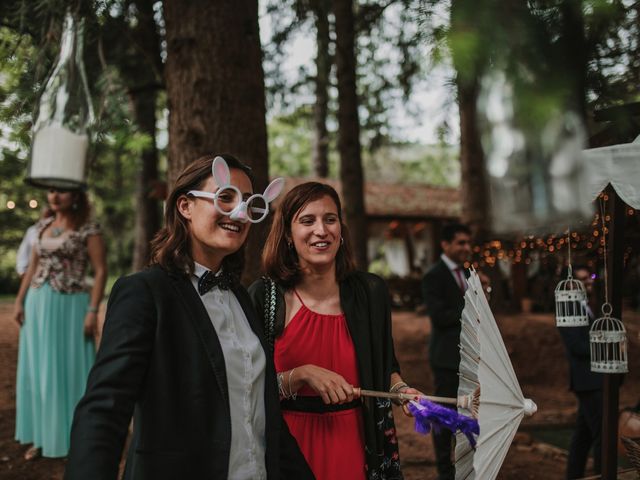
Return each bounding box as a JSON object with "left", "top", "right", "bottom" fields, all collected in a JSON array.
[{"left": 0, "top": 294, "right": 16, "bottom": 303}]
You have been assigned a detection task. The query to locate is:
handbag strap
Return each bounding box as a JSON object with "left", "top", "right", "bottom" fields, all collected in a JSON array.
[{"left": 262, "top": 276, "right": 277, "bottom": 353}]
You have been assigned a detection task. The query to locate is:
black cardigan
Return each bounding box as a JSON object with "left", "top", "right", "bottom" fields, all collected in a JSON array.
[{"left": 249, "top": 270, "right": 403, "bottom": 480}]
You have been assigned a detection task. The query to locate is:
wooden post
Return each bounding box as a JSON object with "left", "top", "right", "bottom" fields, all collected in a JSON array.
[{"left": 601, "top": 184, "right": 626, "bottom": 479}]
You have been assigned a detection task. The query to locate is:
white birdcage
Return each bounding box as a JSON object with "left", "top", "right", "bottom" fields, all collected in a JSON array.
[
  {"left": 555, "top": 266, "right": 589, "bottom": 327},
  {"left": 590, "top": 303, "right": 628, "bottom": 373}
]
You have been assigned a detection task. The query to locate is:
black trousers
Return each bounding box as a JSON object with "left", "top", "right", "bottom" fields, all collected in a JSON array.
[
  {"left": 566, "top": 389, "right": 602, "bottom": 479},
  {"left": 432, "top": 368, "right": 459, "bottom": 480}
]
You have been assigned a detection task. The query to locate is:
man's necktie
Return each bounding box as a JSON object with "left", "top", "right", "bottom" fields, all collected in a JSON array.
[
  {"left": 454, "top": 267, "right": 467, "bottom": 292},
  {"left": 197, "top": 269, "right": 234, "bottom": 295}
]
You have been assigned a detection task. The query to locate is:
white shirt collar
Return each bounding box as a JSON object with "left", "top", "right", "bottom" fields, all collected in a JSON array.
[
  {"left": 440, "top": 253, "right": 460, "bottom": 272},
  {"left": 193, "top": 261, "right": 222, "bottom": 279}
]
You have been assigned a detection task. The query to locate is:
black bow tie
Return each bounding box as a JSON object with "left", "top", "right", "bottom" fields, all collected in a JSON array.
[{"left": 197, "top": 269, "right": 234, "bottom": 295}]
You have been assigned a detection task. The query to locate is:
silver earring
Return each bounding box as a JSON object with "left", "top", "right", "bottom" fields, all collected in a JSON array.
[{"left": 340, "top": 236, "right": 344, "bottom": 245}]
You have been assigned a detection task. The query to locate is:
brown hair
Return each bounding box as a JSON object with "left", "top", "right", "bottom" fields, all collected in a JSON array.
[
  {"left": 262, "top": 182, "right": 356, "bottom": 288},
  {"left": 49, "top": 189, "right": 90, "bottom": 229},
  {"left": 150, "top": 154, "right": 254, "bottom": 280}
]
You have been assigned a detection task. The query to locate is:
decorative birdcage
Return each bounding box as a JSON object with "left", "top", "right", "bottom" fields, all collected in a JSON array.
[
  {"left": 590, "top": 303, "right": 628, "bottom": 373},
  {"left": 555, "top": 267, "right": 589, "bottom": 327}
]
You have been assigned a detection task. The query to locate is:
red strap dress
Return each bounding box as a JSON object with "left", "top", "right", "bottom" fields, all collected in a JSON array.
[{"left": 274, "top": 291, "right": 366, "bottom": 480}]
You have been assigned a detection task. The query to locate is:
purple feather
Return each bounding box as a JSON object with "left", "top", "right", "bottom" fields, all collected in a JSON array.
[{"left": 407, "top": 398, "right": 480, "bottom": 448}]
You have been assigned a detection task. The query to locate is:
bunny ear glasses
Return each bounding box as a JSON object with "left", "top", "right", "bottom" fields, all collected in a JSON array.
[{"left": 187, "top": 156, "right": 284, "bottom": 224}]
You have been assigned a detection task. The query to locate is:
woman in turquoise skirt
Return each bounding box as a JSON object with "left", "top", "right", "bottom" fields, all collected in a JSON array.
[{"left": 13, "top": 187, "right": 107, "bottom": 459}]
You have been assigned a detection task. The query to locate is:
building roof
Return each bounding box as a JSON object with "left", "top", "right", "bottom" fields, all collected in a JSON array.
[{"left": 282, "top": 177, "right": 461, "bottom": 220}]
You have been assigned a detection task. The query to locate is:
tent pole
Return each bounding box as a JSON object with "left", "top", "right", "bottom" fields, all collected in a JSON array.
[{"left": 601, "top": 184, "right": 626, "bottom": 479}]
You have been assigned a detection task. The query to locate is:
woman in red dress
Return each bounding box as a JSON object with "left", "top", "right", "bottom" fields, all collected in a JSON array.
[{"left": 250, "top": 182, "right": 418, "bottom": 480}]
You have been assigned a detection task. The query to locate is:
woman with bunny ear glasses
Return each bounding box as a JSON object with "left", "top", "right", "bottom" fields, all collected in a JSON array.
[{"left": 65, "top": 155, "right": 314, "bottom": 480}]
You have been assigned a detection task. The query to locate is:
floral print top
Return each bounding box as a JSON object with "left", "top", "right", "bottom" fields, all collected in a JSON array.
[{"left": 31, "top": 217, "right": 101, "bottom": 293}]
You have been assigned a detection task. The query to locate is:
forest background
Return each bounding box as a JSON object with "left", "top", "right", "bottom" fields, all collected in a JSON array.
[{"left": 0, "top": 0, "right": 638, "bottom": 294}]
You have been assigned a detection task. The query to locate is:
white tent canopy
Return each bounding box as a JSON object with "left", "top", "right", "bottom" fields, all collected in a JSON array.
[{"left": 582, "top": 135, "right": 640, "bottom": 209}]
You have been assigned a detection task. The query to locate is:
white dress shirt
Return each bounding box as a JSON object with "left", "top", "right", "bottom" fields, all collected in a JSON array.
[
  {"left": 441, "top": 253, "right": 467, "bottom": 292},
  {"left": 191, "top": 263, "right": 267, "bottom": 480}
]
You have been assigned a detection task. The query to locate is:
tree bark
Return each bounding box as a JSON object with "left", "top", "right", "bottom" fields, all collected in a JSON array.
[
  {"left": 559, "top": 0, "right": 587, "bottom": 123},
  {"left": 457, "top": 76, "right": 490, "bottom": 241},
  {"left": 312, "top": 0, "right": 331, "bottom": 178},
  {"left": 126, "top": 0, "right": 162, "bottom": 271},
  {"left": 130, "top": 89, "right": 161, "bottom": 271},
  {"left": 163, "top": 0, "right": 269, "bottom": 282},
  {"left": 450, "top": 0, "right": 490, "bottom": 241},
  {"left": 334, "top": 0, "right": 368, "bottom": 269}
]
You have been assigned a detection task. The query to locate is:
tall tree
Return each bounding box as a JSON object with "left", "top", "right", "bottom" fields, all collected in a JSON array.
[
  {"left": 162, "top": 0, "right": 269, "bottom": 281},
  {"left": 449, "top": 0, "right": 490, "bottom": 240},
  {"left": 311, "top": 0, "right": 331, "bottom": 177},
  {"left": 103, "top": 0, "right": 164, "bottom": 271},
  {"left": 334, "top": 0, "right": 368, "bottom": 269}
]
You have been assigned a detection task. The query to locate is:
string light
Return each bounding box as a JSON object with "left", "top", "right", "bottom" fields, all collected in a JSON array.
[
  {"left": 462, "top": 208, "right": 636, "bottom": 269},
  {"left": 6, "top": 201, "right": 15, "bottom": 209}
]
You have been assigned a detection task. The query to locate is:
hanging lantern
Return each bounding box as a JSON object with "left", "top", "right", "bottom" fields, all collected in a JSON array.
[
  {"left": 26, "top": 11, "right": 94, "bottom": 190},
  {"left": 555, "top": 266, "right": 589, "bottom": 327},
  {"left": 590, "top": 303, "right": 628, "bottom": 373}
]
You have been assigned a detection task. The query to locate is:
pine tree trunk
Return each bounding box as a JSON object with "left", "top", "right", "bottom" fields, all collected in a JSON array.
[
  {"left": 559, "top": 0, "right": 587, "bottom": 122},
  {"left": 312, "top": 0, "right": 331, "bottom": 178},
  {"left": 450, "top": 0, "right": 490, "bottom": 241},
  {"left": 163, "top": 0, "right": 269, "bottom": 283},
  {"left": 131, "top": 89, "right": 161, "bottom": 271},
  {"left": 334, "top": 0, "right": 368, "bottom": 269},
  {"left": 114, "top": 0, "right": 162, "bottom": 272},
  {"left": 457, "top": 76, "right": 489, "bottom": 241}
]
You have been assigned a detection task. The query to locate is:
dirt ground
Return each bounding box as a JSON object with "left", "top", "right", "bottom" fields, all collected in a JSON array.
[{"left": 0, "top": 298, "right": 639, "bottom": 480}]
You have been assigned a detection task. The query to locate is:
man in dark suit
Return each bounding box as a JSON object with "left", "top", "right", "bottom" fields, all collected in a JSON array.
[
  {"left": 558, "top": 266, "right": 602, "bottom": 479},
  {"left": 421, "top": 223, "right": 472, "bottom": 480}
]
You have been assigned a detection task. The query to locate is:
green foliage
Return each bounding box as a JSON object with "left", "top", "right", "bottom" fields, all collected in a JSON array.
[
  {"left": 0, "top": 27, "right": 47, "bottom": 292},
  {"left": 268, "top": 107, "right": 315, "bottom": 177},
  {"left": 0, "top": 4, "right": 165, "bottom": 292},
  {"left": 264, "top": 0, "right": 430, "bottom": 153},
  {"left": 266, "top": 107, "right": 459, "bottom": 185},
  {"left": 364, "top": 142, "right": 460, "bottom": 186}
]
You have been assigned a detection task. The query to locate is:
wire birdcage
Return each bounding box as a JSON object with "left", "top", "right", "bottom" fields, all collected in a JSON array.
[
  {"left": 590, "top": 303, "right": 628, "bottom": 373},
  {"left": 555, "top": 266, "right": 589, "bottom": 327}
]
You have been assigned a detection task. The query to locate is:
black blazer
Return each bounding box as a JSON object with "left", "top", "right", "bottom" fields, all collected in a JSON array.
[
  {"left": 421, "top": 259, "right": 466, "bottom": 371},
  {"left": 65, "top": 265, "right": 313, "bottom": 480},
  {"left": 558, "top": 322, "right": 603, "bottom": 393}
]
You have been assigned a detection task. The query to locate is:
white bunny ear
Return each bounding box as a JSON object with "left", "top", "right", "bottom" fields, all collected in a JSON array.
[
  {"left": 212, "top": 156, "right": 231, "bottom": 185},
  {"left": 263, "top": 177, "right": 284, "bottom": 203}
]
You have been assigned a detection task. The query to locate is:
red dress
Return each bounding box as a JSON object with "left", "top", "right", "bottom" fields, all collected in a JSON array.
[{"left": 274, "top": 291, "right": 366, "bottom": 480}]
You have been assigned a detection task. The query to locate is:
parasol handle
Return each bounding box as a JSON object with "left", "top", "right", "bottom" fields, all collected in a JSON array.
[
  {"left": 354, "top": 388, "right": 457, "bottom": 406},
  {"left": 353, "top": 387, "right": 479, "bottom": 418}
]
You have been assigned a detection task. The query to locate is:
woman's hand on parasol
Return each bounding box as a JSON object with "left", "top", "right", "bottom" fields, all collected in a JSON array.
[{"left": 295, "top": 364, "right": 355, "bottom": 404}]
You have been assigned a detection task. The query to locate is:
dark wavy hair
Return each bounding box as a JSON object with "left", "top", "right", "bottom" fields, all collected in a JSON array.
[
  {"left": 262, "top": 182, "right": 356, "bottom": 288},
  {"left": 48, "top": 189, "right": 90, "bottom": 229},
  {"left": 150, "top": 154, "right": 254, "bottom": 281}
]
